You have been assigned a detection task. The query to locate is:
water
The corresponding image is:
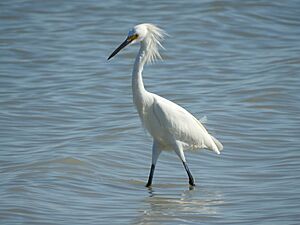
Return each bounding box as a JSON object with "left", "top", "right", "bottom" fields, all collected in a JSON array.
[{"left": 1, "top": 0, "right": 300, "bottom": 224}]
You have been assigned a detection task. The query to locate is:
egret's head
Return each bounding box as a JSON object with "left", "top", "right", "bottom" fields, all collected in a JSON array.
[
  {"left": 127, "top": 24, "right": 148, "bottom": 44},
  {"left": 108, "top": 23, "right": 166, "bottom": 63}
]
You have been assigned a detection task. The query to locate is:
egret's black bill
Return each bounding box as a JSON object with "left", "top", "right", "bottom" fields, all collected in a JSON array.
[{"left": 107, "top": 38, "right": 132, "bottom": 60}]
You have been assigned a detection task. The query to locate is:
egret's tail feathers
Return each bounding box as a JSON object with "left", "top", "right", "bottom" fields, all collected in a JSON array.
[{"left": 210, "top": 135, "right": 223, "bottom": 153}]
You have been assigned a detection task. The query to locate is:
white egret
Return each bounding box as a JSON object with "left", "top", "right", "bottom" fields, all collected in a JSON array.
[{"left": 108, "top": 23, "right": 223, "bottom": 187}]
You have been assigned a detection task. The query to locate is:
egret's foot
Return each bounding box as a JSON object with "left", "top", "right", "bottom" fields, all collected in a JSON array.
[{"left": 189, "top": 184, "right": 195, "bottom": 191}]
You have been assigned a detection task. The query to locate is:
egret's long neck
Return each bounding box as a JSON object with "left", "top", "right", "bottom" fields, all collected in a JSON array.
[{"left": 132, "top": 43, "right": 148, "bottom": 106}]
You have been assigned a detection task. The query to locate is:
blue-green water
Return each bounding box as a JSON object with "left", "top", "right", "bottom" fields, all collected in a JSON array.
[{"left": 1, "top": 0, "right": 300, "bottom": 224}]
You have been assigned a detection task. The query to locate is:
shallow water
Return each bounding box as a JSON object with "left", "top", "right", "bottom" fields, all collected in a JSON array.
[{"left": 1, "top": 0, "right": 300, "bottom": 224}]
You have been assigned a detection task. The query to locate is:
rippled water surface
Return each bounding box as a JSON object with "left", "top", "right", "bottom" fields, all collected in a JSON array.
[{"left": 1, "top": 0, "right": 300, "bottom": 224}]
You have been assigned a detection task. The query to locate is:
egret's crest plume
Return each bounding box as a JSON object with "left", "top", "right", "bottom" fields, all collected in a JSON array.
[{"left": 140, "top": 23, "right": 166, "bottom": 64}]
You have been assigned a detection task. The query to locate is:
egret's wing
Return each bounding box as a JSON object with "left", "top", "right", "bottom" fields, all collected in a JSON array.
[{"left": 152, "top": 95, "right": 220, "bottom": 153}]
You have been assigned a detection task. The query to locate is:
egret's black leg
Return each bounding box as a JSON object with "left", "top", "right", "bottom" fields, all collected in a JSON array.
[
  {"left": 183, "top": 161, "right": 195, "bottom": 186},
  {"left": 146, "top": 164, "right": 155, "bottom": 187},
  {"left": 146, "top": 141, "right": 162, "bottom": 187}
]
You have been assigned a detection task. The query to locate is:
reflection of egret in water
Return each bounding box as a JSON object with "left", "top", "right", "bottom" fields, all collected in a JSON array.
[{"left": 133, "top": 187, "right": 224, "bottom": 224}]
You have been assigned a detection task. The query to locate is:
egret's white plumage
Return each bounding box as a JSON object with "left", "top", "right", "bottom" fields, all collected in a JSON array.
[{"left": 108, "top": 23, "right": 223, "bottom": 187}]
